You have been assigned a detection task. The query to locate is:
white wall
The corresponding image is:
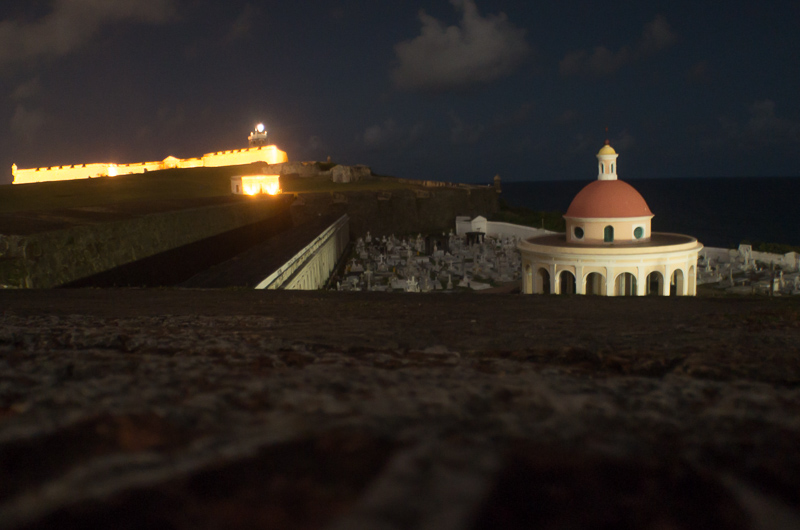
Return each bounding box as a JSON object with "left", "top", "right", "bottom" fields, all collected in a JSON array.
[
  {"left": 256, "top": 215, "right": 350, "bottom": 290},
  {"left": 456, "top": 216, "right": 556, "bottom": 239}
]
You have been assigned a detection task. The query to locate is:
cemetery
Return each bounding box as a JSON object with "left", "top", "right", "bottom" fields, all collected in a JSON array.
[
  {"left": 698, "top": 244, "right": 800, "bottom": 296},
  {"left": 332, "top": 229, "right": 522, "bottom": 293}
]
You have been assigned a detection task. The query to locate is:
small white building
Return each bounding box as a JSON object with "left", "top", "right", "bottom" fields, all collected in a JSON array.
[
  {"left": 231, "top": 174, "right": 281, "bottom": 195},
  {"left": 518, "top": 142, "right": 703, "bottom": 296}
]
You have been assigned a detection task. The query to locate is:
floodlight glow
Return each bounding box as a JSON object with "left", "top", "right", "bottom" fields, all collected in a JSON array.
[
  {"left": 256, "top": 123, "right": 265, "bottom": 132},
  {"left": 265, "top": 181, "right": 280, "bottom": 195},
  {"left": 240, "top": 175, "right": 281, "bottom": 196},
  {"left": 107, "top": 164, "right": 118, "bottom": 177}
]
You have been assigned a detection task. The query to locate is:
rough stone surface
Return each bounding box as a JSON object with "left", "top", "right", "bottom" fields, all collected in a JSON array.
[
  {"left": 331, "top": 165, "right": 371, "bottom": 183},
  {"left": 1, "top": 290, "right": 799, "bottom": 529}
]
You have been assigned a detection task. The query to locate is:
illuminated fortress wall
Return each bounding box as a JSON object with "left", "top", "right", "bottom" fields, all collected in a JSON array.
[
  {"left": 201, "top": 145, "right": 287, "bottom": 168},
  {"left": 11, "top": 145, "right": 288, "bottom": 185}
]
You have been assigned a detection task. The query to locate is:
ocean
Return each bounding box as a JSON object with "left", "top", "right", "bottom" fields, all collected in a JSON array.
[{"left": 501, "top": 177, "right": 800, "bottom": 249}]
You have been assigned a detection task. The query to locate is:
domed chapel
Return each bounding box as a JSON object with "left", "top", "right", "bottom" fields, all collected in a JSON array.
[{"left": 518, "top": 142, "right": 703, "bottom": 296}]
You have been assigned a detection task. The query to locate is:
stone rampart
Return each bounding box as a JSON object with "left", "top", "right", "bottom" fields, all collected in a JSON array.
[
  {"left": 12, "top": 146, "right": 288, "bottom": 184},
  {"left": 0, "top": 197, "right": 288, "bottom": 288},
  {"left": 0, "top": 184, "right": 496, "bottom": 288},
  {"left": 290, "top": 185, "right": 499, "bottom": 238}
]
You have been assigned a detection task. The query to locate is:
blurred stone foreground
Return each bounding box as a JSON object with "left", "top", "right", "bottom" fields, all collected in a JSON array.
[{"left": 1, "top": 290, "right": 799, "bottom": 530}]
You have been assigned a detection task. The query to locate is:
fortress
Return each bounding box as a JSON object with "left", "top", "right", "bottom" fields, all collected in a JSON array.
[{"left": 11, "top": 124, "right": 288, "bottom": 185}]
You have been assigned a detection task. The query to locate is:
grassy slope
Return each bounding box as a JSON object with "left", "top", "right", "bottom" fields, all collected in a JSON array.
[
  {"left": 489, "top": 198, "right": 566, "bottom": 232},
  {"left": 0, "top": 165, "right": 414, "bottom": 215}
]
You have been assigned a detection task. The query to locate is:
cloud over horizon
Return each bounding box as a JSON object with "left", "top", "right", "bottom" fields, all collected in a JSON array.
[
  {"left": 0, "top": 0, "right": 176, "bottom": 70},
  {"left": 559, "top": 15, "right": 677, "bottom": 76},
  {"left": 391, "top": 0, "right": 530, "bottom": 92}
]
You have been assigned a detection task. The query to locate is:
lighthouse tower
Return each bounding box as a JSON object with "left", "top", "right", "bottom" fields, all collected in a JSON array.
[{"left": 248, "top": 123, "right": 268, "bottom": 147}]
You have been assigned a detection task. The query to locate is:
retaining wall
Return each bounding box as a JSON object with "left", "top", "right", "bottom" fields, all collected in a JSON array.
[
  {"left": 0, "top": 197, "right": 288, "bottom": 288},
  {"left": 256, "top": 215, "right": 350, "bottom": 290}
]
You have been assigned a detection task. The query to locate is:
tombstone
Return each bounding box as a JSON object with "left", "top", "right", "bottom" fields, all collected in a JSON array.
[
  {"left": 365, "top": 231, "right": 372, "bottom": 244},
  {"left": 466, "top": 232, "right": 485, "bottom": 246},
  {"left": 446, "top": 274, "right": 453, "bottom": 290}
]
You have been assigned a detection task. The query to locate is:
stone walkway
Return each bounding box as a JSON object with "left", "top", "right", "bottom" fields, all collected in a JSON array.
[{"left": 1, "top": 290, "right": 799, "bottom": 529}]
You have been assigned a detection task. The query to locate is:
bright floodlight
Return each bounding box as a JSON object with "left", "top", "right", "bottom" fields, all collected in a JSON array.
[{"left": 256, "top": 123, "right": 265, "bottom": 132}]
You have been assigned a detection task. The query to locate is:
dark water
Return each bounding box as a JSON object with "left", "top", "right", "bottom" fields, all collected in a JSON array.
[{"left": 502, "top": 177, "right": 800, "bottom": 249}]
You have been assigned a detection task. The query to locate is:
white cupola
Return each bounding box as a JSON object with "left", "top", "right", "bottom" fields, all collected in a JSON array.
[{"left": 596, "top": 140, "right": 618, "bottom": 181}]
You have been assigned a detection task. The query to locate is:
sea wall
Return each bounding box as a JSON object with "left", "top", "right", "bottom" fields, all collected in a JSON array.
[{"left": 0, "top": 197, "right": 288, "bottom": 288}]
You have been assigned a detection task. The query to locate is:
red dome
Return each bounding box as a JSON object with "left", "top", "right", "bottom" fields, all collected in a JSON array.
[{"left": 565, "top": 180, "right": 652, "bottom": 218}]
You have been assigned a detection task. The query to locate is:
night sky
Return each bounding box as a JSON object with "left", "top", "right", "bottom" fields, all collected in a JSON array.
[{"left": 2, "top": 0, "right": 799, "bottom": 185}]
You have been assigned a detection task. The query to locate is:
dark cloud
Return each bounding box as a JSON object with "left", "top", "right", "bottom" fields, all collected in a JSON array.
[
  {"left": 10, "top": 104, "right": 45, "bottom": 140},
  {"left": 638, "top": 15, "right": 679, "bottom": 55},
  {"left": 363, "top": 119, "right": 399, "bottom": 150},
  {"left": 449, "top": 111, "right": 483, "bottom": 144},
  {"left": 705, "top": 99, "right": 800, "bottom": 150},
  {"left": 0, "top": 0, "right": 176, "bottom": 70},
  {"left": 391, "top": 0, "right": 530, "bottom": 92},
  {"left": 362, "top": 119, "right": 425, "bottom": 153},
  {"left": 559, "top": 15, "right": 677, "bottom": 76},
  {"left": 10, "top": 78, "right": 42, "bottom": 101},
  {"left": 490, "top": 102, "right": 533, "bottom": 129},
  {"left": 555, "top": 109, "right": 579, "bottom": 126},
  {"left": 224, "top": 3, "right": 260, "bottom": 44},
  {"left": 687, "top": 61, "right": 711, "bottom": 84},
  {"left": 746, "top": 99, "right": 800, "bottom": 144}
]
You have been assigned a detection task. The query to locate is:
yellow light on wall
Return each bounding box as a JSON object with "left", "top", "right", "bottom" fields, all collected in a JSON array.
[
  {"left": 107, "top": 164, "right": 118, "bottom": 177},
  {"left": 241, "top": 175, "right": 281, "bottom": 196}
]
